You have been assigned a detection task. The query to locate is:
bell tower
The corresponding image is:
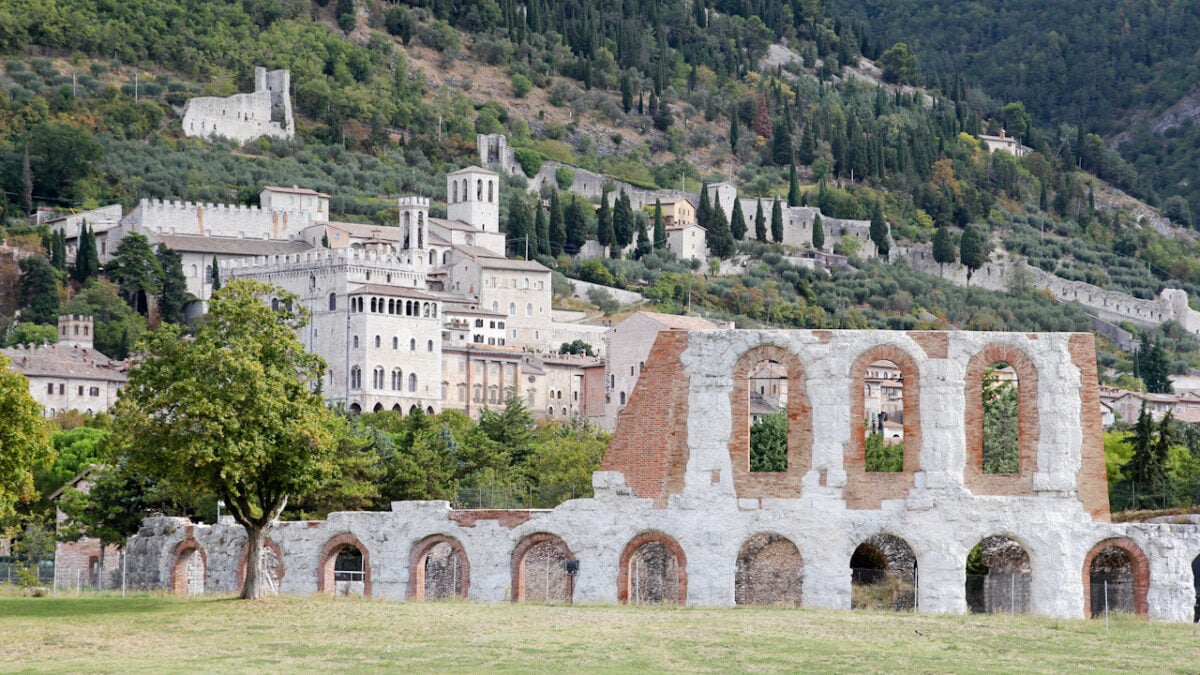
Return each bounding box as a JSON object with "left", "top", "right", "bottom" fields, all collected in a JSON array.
[{"left": 446, "top": 166, "right": 500, "bottom": 233}]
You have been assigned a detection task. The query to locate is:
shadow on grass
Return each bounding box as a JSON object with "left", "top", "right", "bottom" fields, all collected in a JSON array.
[{"left": 0, "top": 595, "right": 180, "bottom": 618}]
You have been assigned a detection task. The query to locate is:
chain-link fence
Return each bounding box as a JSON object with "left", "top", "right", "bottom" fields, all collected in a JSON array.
[
  {"left": 966, "top": 572, "right": 1031, "bottom": 615},
  {"left": 0, "top": 560, "right": 54, "bottom": 587},
  {"left": 452, "top": 484, "right": 589, "bottom": 510},
  {"left": 851, "top": 568, "right": 916, "bottom": 611},
  {"left": 1108, "top": 478, "right": 1200, "bottom": 512}
]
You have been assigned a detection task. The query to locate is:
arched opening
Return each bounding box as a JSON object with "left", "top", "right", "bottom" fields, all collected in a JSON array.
[
  {"left": 982, "top": 362, "right": 1019, "bottom": 474},
  {"left": 729, "top": 345, "right": 810, "bottom": 498},
  {"left": 171, "top": 542, "right": 205, "bottom": 596},
  {"left": 617, "top": 532, "right": 687, "bottom": 605},
  {"left": 426, "top": 406, "right": 434, "bottom": 415},
  {"left": 328, "top": 293, "right": 337, "bottom": 311},
  {"left": 1083, "top": 538, "right": 1149, "bottom": 617},
  {"left": 392, "top": 404, "right": 402, "bottom": 413},
  {"left": 511, "top": 534, "right": 573, "bottom": 603},
  {"left": 748, "top": 358, "right": 788, "bottom": 472},
  {"left": 409, "top": 404, "right": 419, "bottom": 415},
  {"left": 965, "top": 536, "right": 1031, "bottom": 615},
  {"left": 348, "top": 403, "right": 362, "bottom": 414},
  {"left": 409, "top": 535, "right": 469, "bottom": 601},
  {"left": 236, "top": 538, "right": 285, "bottom": 593},
  {"left": 735, "top": 533, "right": 803, "bottom": 607},
  {"left": 850, "top": 534, "right": 916, "bottom": 611},
  {"left": 863, "top": 359, "right": 903, "bottom": 472},
  {"left": 318, "top": 534, "right": 370, "bottom": 597},
  {"left": 409, "top": 373, "right": 418, "bottom": 392},
  {"left": 1191, "top": 553, "right": 1199, "bottom": 623},
  {"left": 372, "top": 402, "right": 383, "bottom": 413}
]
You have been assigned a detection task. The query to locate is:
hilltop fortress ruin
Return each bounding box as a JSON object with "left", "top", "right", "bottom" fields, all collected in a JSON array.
[
  {"left": 182, "top": 67, "right": 294, "bottom": 144},
  {"left": 125, "top": 328, "right": 1200, "bottom": 621}
]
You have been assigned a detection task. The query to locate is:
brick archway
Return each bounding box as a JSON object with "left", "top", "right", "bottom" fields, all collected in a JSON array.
[
  {"left": 317, "top": 533, "right": 371, "bottom": 597},
  {"left": 1082, "top": 537, "right": 1149, "bottom": 618},
  {"left": 408, "top": 534, "right": 470, "bottom": 601},
  {"left": 963, "top": 343, "right": 1040, "bottom": 495},
  {"left": 728, "top": 344, "right": 812, "bottom": 499},
  {"left": 846, "top": 344, "right": 923, "bottom": 509},
  {"left": 170, "top": 535, "right": 206, "bottom": 596},
  {"left": 735, "top": 532, "right": 803, "bottom": 607},
  {"left": 510, "top": 532, "right": 574, "bottom": 603},
  {"left": 236, "top": 537, "right": 285, "bottom": 592},
  {"left": 617, "top": 531, "right": 688, "bottom": 605}
]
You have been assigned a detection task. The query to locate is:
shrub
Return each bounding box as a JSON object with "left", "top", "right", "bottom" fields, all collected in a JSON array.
[
  {"left": 555, "top": 167, "right": 575, "bottom": 190},
  {"left": 514, "top": 147, "right": 544, "bottom": 178},
  {"left": 511, "top": 72, "right": 532, "bottom": 98}
]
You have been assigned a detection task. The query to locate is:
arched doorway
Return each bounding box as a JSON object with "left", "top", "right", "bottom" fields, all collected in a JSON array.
[
  {"left": 409, "top": 535, "right": 469, "bottom": 601},
  {"left": 965, "top": 536, "right": 1031, "bottom": 615},
  {"left": 317, "top": 534, "right": 370, "bottom": 598},
  {"left": 1083, "top": 538, "right": 1149, "bottom": 617},
  {"left": 850, "top": 534, "right": 916, "bottom": 611},
  {"left": 618, "top": 532, "right": 687, "bottom": 605},
  {"left": 735, "top": 533, "right": 803, "bottom": 607},
  {"left": 171, "top": 542, "right": 205, "bottom": 596},
  {"left": 511, "top": 533, "right": 573, "bottom": 603}
]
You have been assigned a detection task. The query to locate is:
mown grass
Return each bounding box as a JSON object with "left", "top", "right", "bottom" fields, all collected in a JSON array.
[{"left": 1, "top": 594, "right": 1198, "bottom": 673}]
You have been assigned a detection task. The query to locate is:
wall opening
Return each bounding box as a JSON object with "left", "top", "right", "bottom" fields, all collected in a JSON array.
[
  {"left": 981, "top": 362, "right": 1019, "bottom": 474},
  {"left": 617, "top": 532, "right": 687, "bottom": 605},
  {"left": 171, "top": 543, "right": 205, "bottom": 596},
  {"left": 409, "top": 535, "right": 469, "bottom": 601},
  {"left": 1192, "top": 553, "right": 1199, "bottom": 623},
  {"left": 332, "top": 546, "right": 365, "bottom": 597},
  {"left": 511, "top": 533, "right": 573, "bottom": 603},
  {"left": 734, "top": 533, "right": 803, "bottom": 607},
  {"left": 749, "top": 359, "right": 788, "bottom": 472},
  {"left": 965, "top": 536, "right": 1031, "bottom": 615},
  {"left": 863, "top": 359, "right": 903, "bottom": 472},
  {"left": 1083, "top": 538, "right": 1149, "bottom": 618},
  {"left": 850, "top": 534, "right": 916, "bottom": 611}
]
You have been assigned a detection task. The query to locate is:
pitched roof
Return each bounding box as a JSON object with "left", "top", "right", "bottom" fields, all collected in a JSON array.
[
  {"left": 476, "top": 257, "right": 549, "bottom": 272},
  {"left": 150, "top": 233, "right": 314, "bottom": 256},
  {"left": 448, "top": 165, "right": 499, "bottom": 176},
  {"left": 263, "top": 186, "right": 331, "bottom": 198},
  {"left": 1, "top": 344, "right": 129, "bottom": 382},
  {"left": 636, "top": 310, "right": 725, "bottom": 330}
]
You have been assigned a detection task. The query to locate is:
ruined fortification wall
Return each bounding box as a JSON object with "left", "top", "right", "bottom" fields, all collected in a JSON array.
[
  {"left": 125, "top": 329, "right": 1200, "bottom": 621},
  {"left": 182, "top": 68, "right": 294, "bottom": 144},
  {"left": 128, "top": 198, "right": 313, "bottom": 240}
]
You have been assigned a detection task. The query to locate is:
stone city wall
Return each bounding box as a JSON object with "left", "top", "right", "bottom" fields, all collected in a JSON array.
[
  {"left": 125, "top": 328, "right": 1200, "bottom": 621},
  {"left": 129, "top": 199, "right": 314, "bottom": 240}
]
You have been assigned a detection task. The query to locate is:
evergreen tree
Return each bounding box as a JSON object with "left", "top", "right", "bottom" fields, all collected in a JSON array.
[
  {"left": 706, "top": 194, "right": 734, "bottom": 258},
  {"left": 612, "top": 191, "right": 634, "bottom": 249},
  {"left": 697, "top": 183, "right": 712, "bottom": 230},
  {"left": 534, "top": 202, "right": 550, "bottom": 257},
  {"left": 105, "top": 232, "right": 162, "bottom": 315},
  {"left": 755, "top": 198, "right": 767, "bottom": 242},
  {"left": 959, "top": 224, "right": 989, "bottom": 285},
  {"left": 752, "top": 95, "right": 771, "bottom": 139},
  {"left": 812, "top": 213, "right": 825, "bottom": 250},
  {"left": 564, "top": 196, "right": 588, "bottom": 255},
  {"left": 653, "top": 199, "right": 667, "bottom": 250},
  {"left": 548, "top": 191, "right": 566, "bottom": 255},
  {"left": 72, "top": 223, "right": 100, "bottom": 284},
  {"left": 619, "top": 74, "right": 632, "bottom": 114},
  {"left": 1137, "top": 337, "right": 1172, "bottom": 394},
  {"left": 50, "top": 230, "right": 67, "bottom": 271},
  {"left": 932, "top": 225, "right": 956, "bottom": 276},
  {"left": 787, "top": 160, "right": 801, "bottom": 206},
  {"left": 210, "top": 257, "right": 221, "bottom": 291},
  {"left": 17, "top": 256, "right": 59, "bottom": 325},
  {"left": 156, "top": 245, "right": 188, "bottom": 325},
  {"left": 506, "top": 197, "right": 531, "bottom": 258},
  {"left": 771, "top": 118, "right": 793, "bottom": 165},
  {"left": 635, "top": 217, "right": 651, "bottom": 258},
  {"left": 729, "top": 112, "right": 739, "bottom": 152},
  {"left": 1126, "top": 403, "right": 1164, "bottom": 488},
  {"left": 597, "top": 191, "right": 614, "bottom": 253},
  {"left": 797, "top": 120, "right": 815, "bottom": 165},
  {"left": 770, "top": 199, "right": 784, "bottom": 243},
  {"left": 321, "top": 232, "right": 330, "bottom": 248},
  {"left": 730, "top": 198, "right": 747, "bottom": 241},
  {"left": 869, "top": 201, "right": 890, "bottom": 257}
]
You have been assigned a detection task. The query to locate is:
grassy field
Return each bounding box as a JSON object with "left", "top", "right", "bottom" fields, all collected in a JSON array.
[{"left": 1, "top": 594, "right": 1198, "bottom": 673}]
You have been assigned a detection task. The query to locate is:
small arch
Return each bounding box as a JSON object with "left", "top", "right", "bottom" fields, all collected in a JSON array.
[
  {"left": 452, "top": 181, "right": 458, "bottom": 202},
  {"left": 488, "top": 179, "right": 494, "bottom": 203},
  {"left": 408, "top": 534, "right": 470, "bottom": 601},
  {"left": 511, "top": 533, "right": 574, "bottom": 603},
  {"left": 476, "top": 179, "right": 483, "bottom": 200},
  {"left": 735, "top": 533, "right": 803, "bottom": 607},
  {"left": 965, "top": 535, "right": 1031, "bottom": 615},
  {"left": 410, "top": 338, "right": 417, "bottom": 351},
  {"left": 846, "top": 345, "right": 922, "bottom": 509},
  {"left": 171, "top": 538, "right": 206, "bottom": 596},
  {"left": 328, "top": 293, "right": 337, "bottom": 311},
  {"left": 349, "top": 403, "right": 362, "bottom": 414},
  {"left": 317, "top": 533, "right": 371, "bottom": 597},
  {"left": 850, "top": 534, "right": 917, "bottom": 611},
  {"left": 617, "top": 531, "right": 687, "bottom": 605},
  {"left": 1082, "top": 538, "right": 1149, "bottom": 618},
  {"left": 372, "top": 402, "right": 383, "bottom": 413},
  {"left": 236, "top": 538, "right": 285, "bottom": 592},
  {"left": 409, "top": 372, "right": 418, "bottom": 392}
]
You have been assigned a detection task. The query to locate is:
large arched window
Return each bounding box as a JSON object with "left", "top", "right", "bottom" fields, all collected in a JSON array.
[
  {"left": 846, "top": 345, "right": 921, "bottom": 510},
  {"left": 408, "top": 535, "right": 469, "bottom": 601},
  {"left": 372, "top": 366, "right": 384, "bottom": 389},
  {"left": 328, "top": 293, "right": 337, "bottom": 311},
  {"left": 728, "top": 344, "right": 811, "bottom": 499},
  {"left": 735, "top": 533, "right": 803, "bottom": 607},
  {"left": 1083, "top": 538, "right": 1149, "bottom": 618},
  {"left": 392, "top": 368, "right": 402, "bottom": 391},
  {"left": 850, "top": 534, "right": 916, "bottom": 611},
  {"left": 964, "top": 344, "right": 1039, "bottom": 495},
  {"left": 350, "top": 366, "right": 362, "bottom": 390},
  {"left": 617, "top": 531, "right": 687, "bottom": 605},
  {"left": 409, "top": 373, "right": 418, "bottom": 392},
  {"left": 511, "top": 533, "right": 573, "bottom": 603}
]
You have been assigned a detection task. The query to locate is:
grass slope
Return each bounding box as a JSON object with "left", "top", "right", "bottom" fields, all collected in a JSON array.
[{"left": 1, "top": 595, "right": 1198, "bottom": 672}]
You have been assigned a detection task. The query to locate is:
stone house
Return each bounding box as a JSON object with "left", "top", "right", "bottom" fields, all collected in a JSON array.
[{"left": 1, "top": 315, "right": 127, "bottom": 418}]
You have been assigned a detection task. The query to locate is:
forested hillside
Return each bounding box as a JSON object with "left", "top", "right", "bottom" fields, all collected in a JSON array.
[{"left": 836, "top": 0, "right": 1200, "bottom": 227}]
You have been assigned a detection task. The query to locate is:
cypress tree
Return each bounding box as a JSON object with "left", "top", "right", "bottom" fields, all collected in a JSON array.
[
  {"left": 106, "top": 232, "right": 163, "bottom": 314},
  {"left": 17, "top": 255, "right": 60, "bottom": 325},
  {"left": 653, "top": 199, "right": 667, "bottom": 250},
  {"left": 548, "top": 191, "right": 565, "bottom": 255},
  {"left": 755, "top": 198, "right": 767, "bottom": 242},
  {"left": 771, "top": 118, "right": 793, "bottom": 165},
  {"left": 788, "top": 160, "right": 801, "bottom": 206},
  {"left": 613, "top": 191, "right": 634, "bottom": 249},
  {"left": 635, "top": 216, "right": 651, "bottom": 258},
  {"left": 697, "top": 183, "right": 711, "bottom": 230},
  {"left": 564, "top": 196, "right": 588, "bottom": 255},
  {"left": 729, "top": 112, "right": 739, "bottom": 152},
  {"left": 797, "top": 120, "right": 815, "bottom": 165},
  {"left": 812, "top": 213, "right": 825, "bottom": 250},
  {"left": 869, "top": 200, "right": 890, "bottom": 257},
  {"left": 706, "top": 194, "right": 734, "bottom": 258},
  {"left": 156, "top": 244, "right": 188, "bottom": 325},
  {"left": 959, "top": 224, "right": 989, "bottom": 285},
  {"left": 534, "top": 202, "right": 550, "bottom": 257},
  {"left": 730, "top": 198, "right": 747, "bottom": 241},
  {"left": 770, "top": 199, "right": 784, "bottom": 243},
  {"left": 506, "top": 198, "right": 531, "bottom": 257},
  {"left": 210, "top": 257, "right": 221, "bottom": 291},
  {"left": 931, "top": 225, "right": 955, "bottom": 275}
]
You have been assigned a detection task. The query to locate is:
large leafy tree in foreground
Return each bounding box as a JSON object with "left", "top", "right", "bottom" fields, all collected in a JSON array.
[
  {"left": 0, "top": 355, "right": 54, "bottom": 521},
  {"left": 112, "top": 279, "right": 341, "bottom": 599}
]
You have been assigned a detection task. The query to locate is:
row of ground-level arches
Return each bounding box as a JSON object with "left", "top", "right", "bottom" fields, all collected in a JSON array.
[{"left": 169, "top": 531, "right": 1200, "bottom": 620}]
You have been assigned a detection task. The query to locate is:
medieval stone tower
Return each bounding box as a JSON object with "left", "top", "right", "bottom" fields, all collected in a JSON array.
[
  {"left": 446, "top": 166, "right": 500, "bottom": 233},
  {"left": 397, "top": 196, "right": 430, "bottom": 253},
  {"left": 57, "top": 314, "right": 95, "bottom": 349}
]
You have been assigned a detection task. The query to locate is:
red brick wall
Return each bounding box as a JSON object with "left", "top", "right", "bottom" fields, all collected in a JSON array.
[
  {"left": 170, "top": 533, "right": 206, "bottom": 596},
  {"left": 449, "top": 510, "right": 533, "bottom": 529},
  {"left": 845, "top": 344, "right": 923, "bottom": 509},
  {"left": 600, "top": 331, "right": 691, "bottom": 507},
  {"left": 1071, "top": 334, "right": 1111, "bottom": 521},
  {"left": 962, "top": 343, "right": 1040, "bottom": 495},
  {"left": 727, "top": 344, "right": 812, "bottom": 499}
]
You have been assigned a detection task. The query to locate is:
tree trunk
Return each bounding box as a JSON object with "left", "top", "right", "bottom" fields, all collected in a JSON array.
[{"left": 241, "top": 523, "right": 270, "bottom": 599}]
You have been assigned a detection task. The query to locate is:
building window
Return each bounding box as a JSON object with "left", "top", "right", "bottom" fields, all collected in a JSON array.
[
  {"left": 427, "top": 339, "right": 434, "bottom": 352},
  {"left": 408, "top": 373, "right": 417, "bottom": 392},
  {"left": 619, "top": 391, "right": 626, "bottom": 405},
  {"left": 353, "top": 336, "right": 360, "bottom": 349},
  {"left": 374, "top": 335, "right": 381, "bottom": 348},
  {"left": 58, "top": 384, "right": 64, "bottom": 395},
  {"left": 509, "top": 303, "right": 516, "bottom": 316},
  {"left": 393, "top": 337, "right": 399, "bottom": 350},
  {"left": 526, "top": 303, "right": 533, "bottom": 317},
  {"left": 410, "top": 338, "right": 416, "bottom": 351},
  {"left": 373, "top": 367, "right": 384, "bottom": 389},
  {"left": 78, "top": 386, "right": 84, "bottom": 396},
  {"left": 350, "top": 366, "right": 362, "bottom": 390},
  {"left": 47, "top": 383, "right": 54, "bottom": 394},
  {"left": 328, "top": 293, "right": 337, "bottom": 311},
  {"left": 89, "top": 387, "right": 99, "bottom": 396}
]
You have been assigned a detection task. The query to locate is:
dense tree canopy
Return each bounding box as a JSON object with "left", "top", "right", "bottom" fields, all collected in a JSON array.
[{"left": 0, "top": 355, "right": 53, "bottom": 521}]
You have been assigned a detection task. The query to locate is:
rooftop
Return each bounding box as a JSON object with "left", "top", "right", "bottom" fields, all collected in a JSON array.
[
  {"left": 150, "top": 233, "right": 314, "bottom": 256},
  {"left": 263, "top": 186, "right": 331, "bottom": 198},
  {"left": 1, "top": 343, "right": 129, "bottom": 382}
]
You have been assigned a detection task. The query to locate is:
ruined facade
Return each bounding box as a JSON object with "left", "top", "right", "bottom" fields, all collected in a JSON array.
[
  {"left": 182, "top": 67, "right": 294, "bottom": 144},
  {"left": 125, "top": 329, "right": 1200, "bottom": 621}
]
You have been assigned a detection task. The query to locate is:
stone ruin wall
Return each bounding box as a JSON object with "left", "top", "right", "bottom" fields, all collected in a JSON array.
[
  {"left": 182, "top": 68, "right": 294, "bottom": 145},
  {"left": 127, "top": 198, "right": 314, "bottom": 240},
  {"left": 125, "top": 328, "right": 1200, "bottom": 621}
]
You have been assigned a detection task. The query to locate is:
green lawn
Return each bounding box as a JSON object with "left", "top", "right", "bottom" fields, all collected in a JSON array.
[{"left": 1, "top": 595, "right": 1198, "bottom": 672}]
